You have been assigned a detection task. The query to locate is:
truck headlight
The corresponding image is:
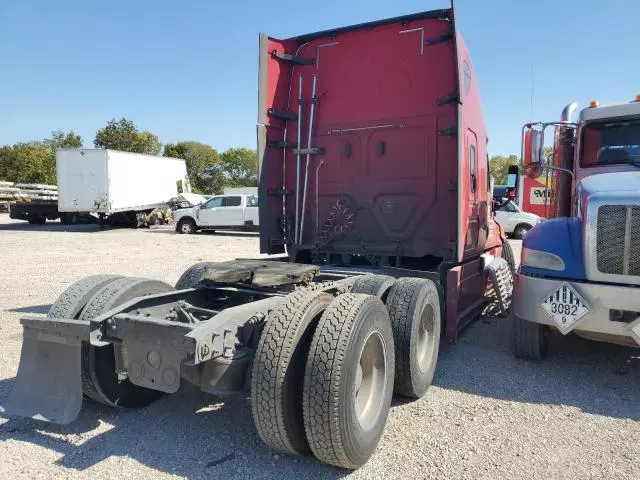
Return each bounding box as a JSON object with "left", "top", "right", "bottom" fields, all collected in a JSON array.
[{"left": 521, "top": 248, "right": 565, "bottom": 271}]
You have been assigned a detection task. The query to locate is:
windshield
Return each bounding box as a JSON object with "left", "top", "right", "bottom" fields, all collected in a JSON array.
[
  {"left": 495, "top": 200, "right": 520, "bottom": 213},
  {"left": 581, "top": 119, "right": 640, "bottom": 167}
]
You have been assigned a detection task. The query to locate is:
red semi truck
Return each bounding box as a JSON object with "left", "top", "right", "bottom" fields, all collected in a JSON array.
[{"left": 4, "top": 7, "right": 513, "bottom": 469}]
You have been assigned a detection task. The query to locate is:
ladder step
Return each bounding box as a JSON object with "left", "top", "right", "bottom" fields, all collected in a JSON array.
[
  {"left": 268, "top": 108, "right": 298, "bottom": 121},
  {"left": 425, "top": 30, "right": 453, "bottom": 45},
  {"left": 437, "top": 126, "right": 457, "bottom": 137},
  {"left": 437, "top": 89, "right": 459, "bottom": 105},
  {"left": 268, "top": 188, "right": 294, "bottom": 196},
  {"left": 267, "top": 140, "right": 297, "bottom": 149},
  {"left": 271, "top": 50, "right": 314, "bottom": 65},
  {"left": 293, "top": 147, "right": 325, "bottom": 156}
]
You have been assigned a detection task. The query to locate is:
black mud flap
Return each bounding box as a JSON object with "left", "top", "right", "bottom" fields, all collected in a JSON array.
[{"left": 2, "top": 317, "right": 88, "bottom": 424}]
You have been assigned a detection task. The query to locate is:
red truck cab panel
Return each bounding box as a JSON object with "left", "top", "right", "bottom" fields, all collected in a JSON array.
[{"left": 258, "top": 9, "right": 499, "bottom": 264}]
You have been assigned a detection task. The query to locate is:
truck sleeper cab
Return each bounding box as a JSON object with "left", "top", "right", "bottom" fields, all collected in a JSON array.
[
  {"left": 3, "top": 8, "right": 513, "bottom": 471},
  {"left": 513, "top": 99, "right": 640, "bottom": 359}
]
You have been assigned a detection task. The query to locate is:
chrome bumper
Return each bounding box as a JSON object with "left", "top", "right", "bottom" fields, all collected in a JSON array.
[{"left": 514, "top": 273, "right": 640, "bottom": 344}]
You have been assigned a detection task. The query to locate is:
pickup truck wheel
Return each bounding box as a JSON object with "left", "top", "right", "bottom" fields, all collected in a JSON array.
[
  {"left": 350, "top": 275, "right": 395, "bottom": 301},
  {"left": 513, "top": 312, "right": 549, "bottom": 360},
  {"left": 79, "top": 277, "right": 174, "bottom": 408},
  {"left": 385, "top": 277, "right": 441, "bottom": 398},
  {"left": 513, "top": 224, "right": 532, "bottom": 239},
  {"left": 177, "top": 218, "right": 197, "bottom": 234},
  {"left": 303, "top": 294, "right": 394, "bottom": 469},
  {"left": 251, "top": 289, "right": 333, "bottom": 456},
  {"left": 174, "top": 262, "right": 218, "bottom": 289}
]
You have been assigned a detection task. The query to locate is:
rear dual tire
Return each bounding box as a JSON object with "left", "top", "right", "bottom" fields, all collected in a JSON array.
[
  {"left": 48, "top": 275, "right": 172, "bottom": 408},
  {"left": 303, "top": 294, "right": 395, "bottom": 469},
  {"left": 385, "top": 278, "right": 441, "bottom": 398},
  {"left": 251, "top": 289, "right": 333, "bottom": 456},
  {"left": 251, "top": 290, "right": 396, "bottom": 469}
]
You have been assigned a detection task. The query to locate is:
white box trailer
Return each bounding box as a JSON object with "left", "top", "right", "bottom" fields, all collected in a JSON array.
[{"left": 56, "top": 149, "right": 190, "bottom": 214}]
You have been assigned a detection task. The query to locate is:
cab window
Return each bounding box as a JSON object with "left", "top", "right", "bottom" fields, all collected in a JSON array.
[
  {"left": 222, "top": 196, "right": 242, "bottom": 207},
  {"left": 204, "top": 197, "right": 223, "bottom": 208},
  {"left": 496, "top": 201, "right": 518, "bottom": 213}
]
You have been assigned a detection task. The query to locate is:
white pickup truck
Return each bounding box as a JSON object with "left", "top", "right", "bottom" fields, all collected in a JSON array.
[{"left": 173, "top": 193, "right": 259, "bottom": 234}]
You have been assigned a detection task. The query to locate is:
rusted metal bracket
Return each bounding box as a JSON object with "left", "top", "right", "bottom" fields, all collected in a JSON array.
[
  {"left": 437, "top": 89, "right": 459, "bottom": 105},
  {"left": 271, "top": 50, "right": 315, "bottom": 65},
  {"left": 267, "top": 139, "right": 297, "bottom": 149},
  {"left": 268, "top": 108, "right": 298, "bottom": 121}
]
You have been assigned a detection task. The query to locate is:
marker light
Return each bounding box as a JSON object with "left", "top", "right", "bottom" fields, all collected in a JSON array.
[
  {"left": 589, "top": 100, "right": 600, "bottom": 108},
  {"left": 635, "top": 94, "right": 640, "bottom": 102}
]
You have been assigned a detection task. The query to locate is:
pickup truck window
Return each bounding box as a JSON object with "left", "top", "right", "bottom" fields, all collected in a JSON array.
[
  {"left": 222, "top": 196, "right": 242, "bottom": 207},
  {"left": 204, "top": 197, "right": 223, "bottom": 208},
  {"left": 496, "top": 200, "right": 519, "bottom": 213},
  {"left": 247, "top": 196, "right": 258, "bottom": 207}
]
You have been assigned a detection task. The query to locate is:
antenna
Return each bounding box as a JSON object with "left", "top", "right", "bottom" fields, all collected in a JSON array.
[{"left": 529, "top": 64, "right": 535, "bottom": 122}]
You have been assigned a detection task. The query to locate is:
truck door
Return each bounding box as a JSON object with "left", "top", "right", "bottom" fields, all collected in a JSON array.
[
  {"left": 219, "top": 195, "right": 245, "bottom": 226},
  {"left": 197, "top": 196, "right": 223, "bottom": 226},
  {"left": 464, "top": 129, "right": 480, "bottom": 252}
]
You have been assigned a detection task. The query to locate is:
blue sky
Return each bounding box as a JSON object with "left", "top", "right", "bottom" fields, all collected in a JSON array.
[{"left": 1, "top": 0, "right": 639, "bottom": 155}]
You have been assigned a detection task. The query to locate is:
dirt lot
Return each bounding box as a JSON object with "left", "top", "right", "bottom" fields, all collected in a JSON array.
[{"left": 0, "top": 215, "right": 638, "bottom": 480}]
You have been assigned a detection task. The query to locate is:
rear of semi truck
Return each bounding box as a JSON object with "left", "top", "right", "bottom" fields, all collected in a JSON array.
[
  {"left": 3, "top": 7, "right": 513, "bottom": 471},
  {"left": 257, "top": 9, "right": 502, "bottom": 267}
]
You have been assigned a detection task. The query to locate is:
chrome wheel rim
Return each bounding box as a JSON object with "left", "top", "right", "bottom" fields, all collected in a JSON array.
[
  {"left": 180, "top": 223, "right": 191, "bottom": 233},
  {"left": 355, "top": 331, "right": 387, "bottom": 430},
  {"left": 416, "top": 304, "right": 435, "bottom": 373}
]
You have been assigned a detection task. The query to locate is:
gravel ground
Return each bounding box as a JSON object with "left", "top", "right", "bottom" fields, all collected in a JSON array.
[{"left": 0, "top": 215, "right": 638, "bottom": 480}]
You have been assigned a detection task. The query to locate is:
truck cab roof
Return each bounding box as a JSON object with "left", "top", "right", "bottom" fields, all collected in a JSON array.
[{"left": 579, "top": 100, "right": 640, "bottom": 122}]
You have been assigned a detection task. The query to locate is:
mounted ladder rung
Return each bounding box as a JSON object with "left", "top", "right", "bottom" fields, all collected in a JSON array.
[
  {"left": 271, "top": 50, "right": 314, "bottom": 65},
  {"left": 425, "top": 30, "right": 453, "bottom": 45},
  {"left": 268, "top": 108, "right": 298, "bottom": 121},
  {"left": 267, "top": 140, "right": 297, "bottom": 149},
  {"left": 293, "top": 147, "right": 325, "bottom": 156}
]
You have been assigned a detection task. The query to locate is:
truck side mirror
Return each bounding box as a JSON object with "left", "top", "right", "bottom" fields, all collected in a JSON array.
[{"left": 523, "top": 128, "right": 544, "bottom": 179}]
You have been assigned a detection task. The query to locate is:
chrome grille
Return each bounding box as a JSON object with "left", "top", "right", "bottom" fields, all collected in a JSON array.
[
  {"left": 596, "top": 205, "right": 640, "bottom": 275},
  {"left": 630, "top": 207, "right": 640, "bottom": 275}
]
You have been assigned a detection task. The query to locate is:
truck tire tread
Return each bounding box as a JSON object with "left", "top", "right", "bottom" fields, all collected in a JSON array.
[
  {"left": 79, "top": 277, "right": 174, "bottom": 407},
  {"left": 501, "top": 240, "right": 516, "bottom": 275},
  {"left": 302, "top": 293, "right": 395, "bottom": 469},
  {"left": 48, "top": 275, "right": 123, "bottom": 319},
  {"left": 174, "top": 262, "right": 218, "bottom": 289},
  {"left": 350, "top": 275, "right": 395, "bottom": 301},
  {"left": 513, "top": 312, "right": 549, "bottom": 360},
  {"left": 251, "top": 289, "right": 333, "bottom": 456},
  {"left": 385, "top": 277, "right": 441, "bottom": 398}
]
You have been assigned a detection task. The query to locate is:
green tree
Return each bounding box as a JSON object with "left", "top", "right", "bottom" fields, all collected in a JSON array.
[
  {"left": 0, "top": 142, "right": 56, "bottom": 184},
  {"left": 0, "top": 130, "right": 83, "bottom": 184},
  {"left": 44, "top": 130, "right": 83, "bottom": 149},
  {"left": 489, "top": 154, "right": 519, "bottom": 184},
  {"left": 94, "top": 118, "right": 161, "bottom": 155},
  {"left": 164, "top": 141, "right": 222, "bottom": 194},
  {"left": 219, "top": 147, "right": 257, "bottom": 187}
]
